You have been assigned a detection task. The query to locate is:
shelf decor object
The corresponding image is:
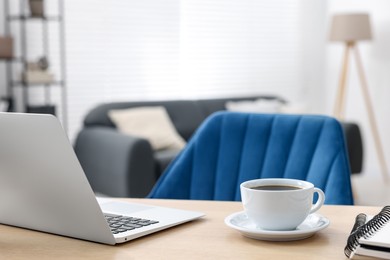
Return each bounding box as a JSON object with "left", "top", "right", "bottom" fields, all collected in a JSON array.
[
  {"left": 329, "top": 13, "right": 388, "bottom": 182},
  {"left": 22, "top": 70, "right": 54, "bottom": 84},
  {"left": 27, "top": 105, "right": 55, "bottom": 115},
  {"left": 29, "top": 0, "right": 44, "bottom": 17},
  {"left": 0, "top": 97, "right": 10, "bottom": 112},
  {"left": 0, "top": 36, "right": 13, "bottom": 59},
  {"left": 22, "top": 57, "right": 54, "bottom": 84}
]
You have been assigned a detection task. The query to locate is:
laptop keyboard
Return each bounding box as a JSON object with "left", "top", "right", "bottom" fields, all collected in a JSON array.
[{"left": 104, "top": 213, "right": 159, "bottom": 234}]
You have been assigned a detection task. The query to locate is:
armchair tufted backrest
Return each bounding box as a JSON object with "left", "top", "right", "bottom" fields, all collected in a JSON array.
[{"left": 149, "top": 112, "right": 354, "bottom": 205}]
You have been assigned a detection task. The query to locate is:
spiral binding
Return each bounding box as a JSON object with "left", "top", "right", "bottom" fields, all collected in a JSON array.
[{"left": 344, "top": 206, "right": 390, "bottom": 258}]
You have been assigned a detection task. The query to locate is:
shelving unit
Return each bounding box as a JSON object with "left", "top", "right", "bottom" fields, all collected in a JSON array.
[{"left": 0, "top": 0, "right": 67, "bottom": 131}]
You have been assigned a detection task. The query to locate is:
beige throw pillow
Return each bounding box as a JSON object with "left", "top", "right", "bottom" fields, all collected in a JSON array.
[{"left": 108, "top": 106, "right": 186, "bottom": 151}]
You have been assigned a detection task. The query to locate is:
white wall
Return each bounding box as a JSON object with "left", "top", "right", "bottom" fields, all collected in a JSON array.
[
  {"left": 300, "top": 0, "right": 328, "bottom": 114},
  {"left": 325, "top": 0, "right": 390, "bottom": 178}
]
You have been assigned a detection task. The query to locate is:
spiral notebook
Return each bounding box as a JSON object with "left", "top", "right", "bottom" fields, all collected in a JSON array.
[{"left": 344, "top": 206, "right": 390, "bottom": 259}]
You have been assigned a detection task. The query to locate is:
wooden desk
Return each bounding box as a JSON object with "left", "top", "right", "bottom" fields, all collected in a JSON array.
[{"left": 0, "top": 199, "right": 381, "bottom": 259}]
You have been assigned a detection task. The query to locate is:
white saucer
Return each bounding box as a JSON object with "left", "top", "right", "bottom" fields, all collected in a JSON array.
[{"left": 224, "top": 211, "right": 330, "bottom": 241}]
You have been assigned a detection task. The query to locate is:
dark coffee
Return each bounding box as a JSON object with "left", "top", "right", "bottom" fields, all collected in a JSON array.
[{"left": 250, "top": 185, "right": 302, "bottom": 191}]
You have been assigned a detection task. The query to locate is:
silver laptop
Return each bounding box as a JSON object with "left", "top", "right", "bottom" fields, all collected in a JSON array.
[{"left": 0, "top": 112, "right": 204, "bottom": 245}]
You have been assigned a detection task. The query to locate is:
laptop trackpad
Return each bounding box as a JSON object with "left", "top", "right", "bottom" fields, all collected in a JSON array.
[{"left": 99, "top": 201, "right": 153, "bottom": 215}]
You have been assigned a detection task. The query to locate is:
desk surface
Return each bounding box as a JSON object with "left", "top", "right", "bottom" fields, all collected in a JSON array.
[{"left": 0, "top": 199, "right": 381, "bottom": 259}]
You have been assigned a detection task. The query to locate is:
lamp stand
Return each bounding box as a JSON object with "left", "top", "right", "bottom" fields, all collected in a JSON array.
[{"left": 333, "top": 42, "right": 389, "bottom": 182}]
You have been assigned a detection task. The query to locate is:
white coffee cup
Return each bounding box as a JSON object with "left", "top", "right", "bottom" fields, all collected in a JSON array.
[{"left": 240, "top": 178, "right": 325, "bottom": 231}]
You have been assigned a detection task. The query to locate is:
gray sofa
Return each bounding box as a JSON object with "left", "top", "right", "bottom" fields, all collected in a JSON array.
[{"left": 74, "top": 96, "right": 363, "bottom": 198}]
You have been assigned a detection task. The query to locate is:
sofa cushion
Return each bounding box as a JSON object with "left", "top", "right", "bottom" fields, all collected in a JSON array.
[
  {"left": 83, "top": 100, "right": 205, "bottom": 141},
  {"left": 225, "top": 98, "right": 283, "bottom": 113},
  {"left": 108, "top": 106, "right": 186, "bottom": 150},
  {"left": 158, "top": 101, "right": 205, "bottom": 141}
]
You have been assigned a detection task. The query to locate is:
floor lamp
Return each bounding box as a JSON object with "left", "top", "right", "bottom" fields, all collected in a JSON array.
[{"left": 329, "top": 13, "right": 389, "bottom": 182}]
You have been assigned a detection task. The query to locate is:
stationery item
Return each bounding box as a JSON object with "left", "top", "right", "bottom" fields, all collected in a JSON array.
[
  {"left": 224, "top": 211, "right": 329, "bottom": 241},
  {"left": 240, "top": 178, "right": 325, "bottom": 230},
  {"left": 0, "top": 113, "right": 204, "bottom": 245},
  {"left": 344, "top": 206, "right": 390, "bottom": 259}
]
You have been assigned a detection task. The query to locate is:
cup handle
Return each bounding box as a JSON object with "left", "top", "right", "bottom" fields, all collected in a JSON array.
[{"left": 309, "top": 187, "right": 325, "bottom": 214}]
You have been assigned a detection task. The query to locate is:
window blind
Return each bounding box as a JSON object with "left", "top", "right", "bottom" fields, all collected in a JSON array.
[{"left": 65, "top": 0, "right": 304, "bottom": 140}]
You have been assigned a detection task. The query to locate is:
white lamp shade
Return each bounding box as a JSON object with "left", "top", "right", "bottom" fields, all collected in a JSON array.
[{"left": 329, "top": 13, "right": 372, "bottom": 42}]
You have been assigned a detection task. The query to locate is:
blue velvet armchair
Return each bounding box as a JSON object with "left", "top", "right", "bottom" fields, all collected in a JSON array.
[{"left": 149, "top": 112, "right": 354, "bottom": 205}]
